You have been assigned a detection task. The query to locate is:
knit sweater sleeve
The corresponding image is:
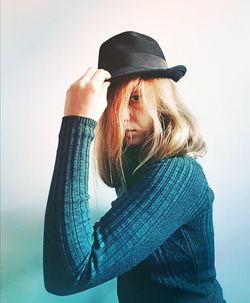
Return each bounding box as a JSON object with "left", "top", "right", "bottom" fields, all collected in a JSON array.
[{"left": 43, "top": 116, "right": 212, "bottom": 296}]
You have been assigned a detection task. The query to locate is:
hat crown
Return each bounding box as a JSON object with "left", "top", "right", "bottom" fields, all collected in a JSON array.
[{"left": 98, "top": 31, "right": 166, "bottom": 71}]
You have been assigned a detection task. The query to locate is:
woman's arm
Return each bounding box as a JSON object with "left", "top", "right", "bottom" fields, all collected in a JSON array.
[{"left": 43, "top": 115, "right": 212, "bottom": 296}]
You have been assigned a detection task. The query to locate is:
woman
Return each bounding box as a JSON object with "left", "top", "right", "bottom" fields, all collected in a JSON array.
[{"left": 43, "top": 31, "right": 226, "bottom": 302}]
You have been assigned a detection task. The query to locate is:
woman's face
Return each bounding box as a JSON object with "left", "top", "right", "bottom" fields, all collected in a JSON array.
[{"left": 123, "top": 88, "right": 153, "bottom": 146}]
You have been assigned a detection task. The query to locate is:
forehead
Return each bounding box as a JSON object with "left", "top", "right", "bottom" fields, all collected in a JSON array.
[
  {"left": 124, "top": 77, "right": 141, "bottom": 92},
  {"left": 111, "top": 77, "right": 142, "bottom": 101}
]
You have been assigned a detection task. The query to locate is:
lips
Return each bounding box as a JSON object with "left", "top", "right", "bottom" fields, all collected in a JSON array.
[
  {"left": 125, "top": 130, "right": 136, "bottom": 136},
  {"left": 125, "top": 130, "right": 139, "bottom": 140}
]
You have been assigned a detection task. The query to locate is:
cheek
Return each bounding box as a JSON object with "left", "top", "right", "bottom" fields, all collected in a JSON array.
[
  {"left": 132, "top": 106, "right": 153, "bottom": 130},
  {"left": 139, "top": 113, "right": 153, "bottom": 129}
]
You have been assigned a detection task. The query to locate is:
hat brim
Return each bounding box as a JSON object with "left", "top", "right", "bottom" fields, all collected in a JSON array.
[{"left": 109, "top": 65, "right": 187, "bottom": 82}]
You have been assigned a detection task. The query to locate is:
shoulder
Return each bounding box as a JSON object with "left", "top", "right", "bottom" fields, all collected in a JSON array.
[
  {"left": 144, "top": 155, "right": 205, "bottom": 180},
  {"left": 158, "top": 154, "right": 201, "bottom": 167},
  {"left": 140, "top": 155, "right": 211, "bottom": 197}
]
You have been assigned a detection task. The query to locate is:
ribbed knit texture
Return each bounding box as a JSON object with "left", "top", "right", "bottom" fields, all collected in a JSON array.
[{"left": 43, "top": 116, "right": 226, "bottom": 303}]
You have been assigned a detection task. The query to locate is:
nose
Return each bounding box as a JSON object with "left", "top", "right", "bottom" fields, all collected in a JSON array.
[{"left": 124, "top": 106, "right": 132, "bottom": 121}]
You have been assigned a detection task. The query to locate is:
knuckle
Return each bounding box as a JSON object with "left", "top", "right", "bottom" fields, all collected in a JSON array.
[
  {"left": 99, "top": 68, "right": 109, "bottom": 75},
  {"left": 87, "top": 81, "right": 97, "bottom": 92},
  {"left": 68, "top": 83, "right": 77, "bottom": 92},
  {"left": 66, "top": 86, "right": 73, "bottom": 94},
  {"left": 68, "top": 82, "right": 81, "bottom": 94}
]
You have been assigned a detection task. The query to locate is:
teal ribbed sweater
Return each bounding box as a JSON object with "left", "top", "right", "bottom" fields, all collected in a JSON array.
[{"left": 43, "top": 116, "right": 226, "bottom": 303}]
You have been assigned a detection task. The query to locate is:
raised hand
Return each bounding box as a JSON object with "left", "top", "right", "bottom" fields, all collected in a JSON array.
[{"left": 64, "top": 67, "right": 111, "bottom": 121}]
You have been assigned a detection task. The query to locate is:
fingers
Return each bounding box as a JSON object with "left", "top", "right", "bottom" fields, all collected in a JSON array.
[
  {"left": 101, "top": 81, "right": 111, "bottom": 98},
  {"left": 77, "top": 68, "right": 111, "bottom": 87},
  {"left": 75, "top": 67, "right": 96, "bottom": 82},
  {"left": 90, "top": 69, "right": 111, "bottom": 88}
]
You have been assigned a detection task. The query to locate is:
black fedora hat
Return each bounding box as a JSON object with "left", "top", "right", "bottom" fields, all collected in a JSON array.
[{"left": 98, "top": 31, "right": 187, "bottom": 82}]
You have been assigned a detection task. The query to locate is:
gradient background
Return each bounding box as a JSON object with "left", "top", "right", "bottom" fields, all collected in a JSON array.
[{"left": 1, "top": 0, "right": 250, "bottom": 302}]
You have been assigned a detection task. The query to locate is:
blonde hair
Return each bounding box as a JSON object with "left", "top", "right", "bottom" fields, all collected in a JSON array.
[{"left": 94, "top": 76, "right": 206, "bottom": 189}]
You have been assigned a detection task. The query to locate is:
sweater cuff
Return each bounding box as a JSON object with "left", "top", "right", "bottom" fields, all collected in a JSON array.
[{"left": 60, "top": 116, "right": 97, "bottom": 141}]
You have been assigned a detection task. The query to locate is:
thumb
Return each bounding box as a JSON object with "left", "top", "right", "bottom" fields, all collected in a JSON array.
[
  {"left": 103, "top": 81, "right": 111, "bottom": 90},
  {"left": 101, "top": 81, "right": 111, "bottom": 96}
]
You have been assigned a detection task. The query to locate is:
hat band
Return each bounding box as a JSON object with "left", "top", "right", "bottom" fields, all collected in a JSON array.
[
  {"left": 123, "top": 52, "right": 168, "bottom": 69},
  {"left": 99, "top": 52, "right": 168, "bottom": 71}
]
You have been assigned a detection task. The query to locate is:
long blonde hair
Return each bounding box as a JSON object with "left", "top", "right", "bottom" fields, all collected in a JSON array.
[{"left": 94, "top": 76, "right": 206, "bottom": 189}]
